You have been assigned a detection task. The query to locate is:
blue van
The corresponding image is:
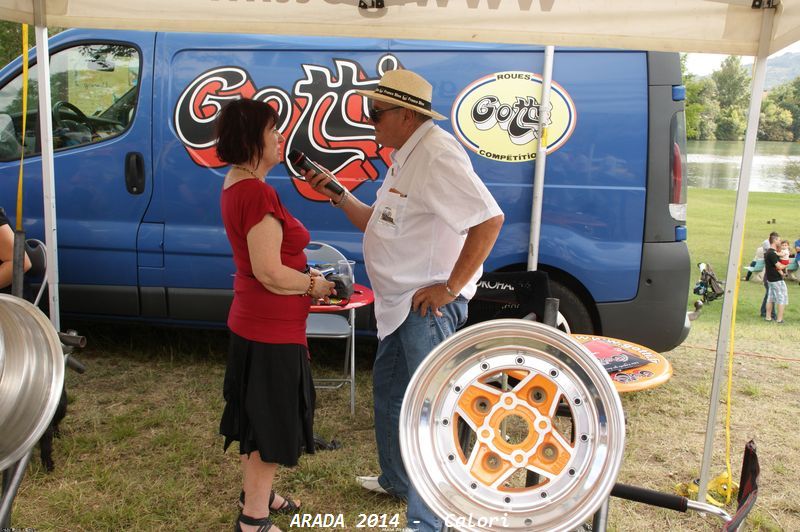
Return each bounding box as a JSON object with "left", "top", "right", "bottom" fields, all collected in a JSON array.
[{"left": 0, "top": 29, "right": 690, "bottom": 351}]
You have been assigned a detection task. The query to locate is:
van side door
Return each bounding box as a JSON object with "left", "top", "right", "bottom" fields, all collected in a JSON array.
[{"left": 0, "top": 31, "right": 155, "bottom": 316}]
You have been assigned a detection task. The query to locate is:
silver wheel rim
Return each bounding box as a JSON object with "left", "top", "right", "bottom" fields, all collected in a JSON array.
[
  {"left": 0, "top": 295, "right": 64, "bottom": 471},
  {"left": 400, "top": 319, "right": 625, "bottom": 532}
]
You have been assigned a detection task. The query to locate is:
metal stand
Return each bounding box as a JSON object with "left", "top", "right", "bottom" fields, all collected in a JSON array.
[
  {"left": 0, "top": 452, "right": 32, "bottom": 527},
  {"left": 591, "top": 499, "right": 609, "bottom": 531}
]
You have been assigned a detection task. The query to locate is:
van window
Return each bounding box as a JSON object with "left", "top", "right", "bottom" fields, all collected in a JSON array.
[{"left": 0, "top": 43, "right": 140, "bottom": 161}]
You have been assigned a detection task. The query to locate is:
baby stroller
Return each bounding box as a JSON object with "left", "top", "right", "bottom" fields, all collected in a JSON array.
[{"left": 693, "top": 262, "right": 725, "bottom": 303}]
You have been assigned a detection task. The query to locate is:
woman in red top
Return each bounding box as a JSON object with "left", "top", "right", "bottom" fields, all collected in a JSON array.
[{"left": 216, "top": 99, "right": 334, "bottom": 532}]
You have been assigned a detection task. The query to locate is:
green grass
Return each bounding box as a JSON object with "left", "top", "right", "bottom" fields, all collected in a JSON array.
[{"left": 9, "top": 187, "right": 800, "bottom": 531}]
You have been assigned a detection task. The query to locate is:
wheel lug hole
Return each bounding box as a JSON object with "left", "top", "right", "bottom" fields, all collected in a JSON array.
[
  {"left": 580, "top": 434, "right": 589, "bottom": 442},
  {"left": 529, "top": 386, "right": 547, "bottom": 404},
  {"left": 442, "top": 418, "right": 449, "bottom": 426},
  {"left": 573, "top": 397, "right": 582, "bottom": 406},
  {"left": 474, "top": 397, "right": 490, "bottom": 413},
  {"left": 454, "top": 385, "right": 461, "bottom": 393},
  {"left": 448, "top": 454, "right": 455, "bottom": 462},
  {"left": 515, "top": 356, "right": 524, "bottom": 364},
  {"left": 485, "top": 452, "right": 501, "bottom": 471},
  {"left": 541, "top": 443, "right": 557, "bottom": 462},
  {"left": 549, "top": 369, "right": 559, "bottom": 377},
  {"left": 470, "top": 482, "right": 478, "bottom": 490},
  {"left": 504, "top": 496, "right": 511, "bottom": 504},
  {"left": 480, "top": 362, "right": 489, "bottom": 371}
]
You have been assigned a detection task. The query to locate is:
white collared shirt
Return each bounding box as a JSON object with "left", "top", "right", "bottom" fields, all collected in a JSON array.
[{"left": 363, "top": 120, "right": 503, "bottom": 338}]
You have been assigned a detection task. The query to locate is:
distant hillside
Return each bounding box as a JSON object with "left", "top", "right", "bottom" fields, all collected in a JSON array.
[
  {"left": 745, "top": 52, "right": 800, "bottom": 90},
  {"left": 691, "top": 53, "right": 800, "bottom": 90}
]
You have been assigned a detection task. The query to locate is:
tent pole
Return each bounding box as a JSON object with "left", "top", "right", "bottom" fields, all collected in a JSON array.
[
  {"left": 33, "top": 0, "right": 60, "bottom": 331},
  {"left": 697, "top": 4, "right": 774, "bottom": 502},
  {"left": 528, "top": 45, "right": 555, "bottom": 271}
]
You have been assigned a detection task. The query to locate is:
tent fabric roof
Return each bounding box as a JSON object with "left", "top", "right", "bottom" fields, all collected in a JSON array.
[{"left": 0, "top": 0, "right": 798, "bottom": 56}]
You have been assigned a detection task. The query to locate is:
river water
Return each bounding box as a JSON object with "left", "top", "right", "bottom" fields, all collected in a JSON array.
[{"left": 687, "top": 140, "right": 800, "bottom": 194}]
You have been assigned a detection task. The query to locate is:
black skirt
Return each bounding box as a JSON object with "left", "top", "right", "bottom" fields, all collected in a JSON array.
[{"left": 220, "top": 332, "right": 316, "bottom": 467}]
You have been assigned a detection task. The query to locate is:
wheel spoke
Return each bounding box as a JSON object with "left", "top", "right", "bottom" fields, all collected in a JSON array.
[
  {"left": 457, "top": 382, "right": 502, "bottom": 429},
  {"left": 468, "top": 442, "right": 516, "bottom": 488},
  {"left": 526, "top": 431, "right": 572, "bottom": 476},
  {"left": 513, "top": 373, "right": 559, "bottom": 417}
]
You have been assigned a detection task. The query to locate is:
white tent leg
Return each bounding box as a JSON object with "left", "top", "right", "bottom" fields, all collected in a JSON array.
[
  {"left": 697, "top": 4, "right": 774, "bottom": 502},
  {"left": 528, "top": 45, "right": 554, "bottom": 271},
  {"left": 33, "top": 0, "right": 60, "bottom": 332}
]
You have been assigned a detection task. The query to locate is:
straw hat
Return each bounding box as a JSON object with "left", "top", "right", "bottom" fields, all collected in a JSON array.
[{"left": 356, "top": 69, "right": 445, "bottom": 120}]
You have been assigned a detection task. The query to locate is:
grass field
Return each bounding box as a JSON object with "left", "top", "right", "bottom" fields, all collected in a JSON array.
[{"left": 9, "top": 187, "right": 800, "bottom": 531}]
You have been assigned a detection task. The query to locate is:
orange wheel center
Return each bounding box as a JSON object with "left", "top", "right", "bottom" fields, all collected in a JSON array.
[{"left": 488, "top": 405, "right": 541, "bottom": 454}]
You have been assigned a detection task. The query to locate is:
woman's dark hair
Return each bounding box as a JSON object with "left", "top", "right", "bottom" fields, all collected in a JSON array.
[{"left": 215, "top": 98, "right": 279, "bottom": 165}]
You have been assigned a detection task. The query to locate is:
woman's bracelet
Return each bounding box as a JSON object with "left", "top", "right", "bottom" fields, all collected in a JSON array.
[
  {"left": 303, "top": 273, "right": 315, "bottom": 297},
  {"left": 330, "top": 190, "right": 348, "bottom": 208}
]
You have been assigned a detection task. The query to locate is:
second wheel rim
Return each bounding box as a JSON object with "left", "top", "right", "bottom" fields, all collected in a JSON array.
[{"left": 400, "top": 319, "right": 625, "bottom": 531}]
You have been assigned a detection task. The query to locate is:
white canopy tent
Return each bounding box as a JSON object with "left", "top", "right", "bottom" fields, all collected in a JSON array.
[
  {"left": 0, "top": 0, "right": 797, "bottom": 56},
  {"left": 0, "top": 0, "right": 793, "bottom": 506}
]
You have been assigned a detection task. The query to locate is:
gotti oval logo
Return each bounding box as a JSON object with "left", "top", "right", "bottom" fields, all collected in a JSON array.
[{"left": 452, "top": 71, "right": 576, "bottom": 163}]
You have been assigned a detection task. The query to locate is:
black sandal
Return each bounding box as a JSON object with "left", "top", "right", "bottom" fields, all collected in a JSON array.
[
  {"left": 238, "top": 490, "right": 301, "bottom": 514},
  {"left": 234, "top": 513, "right": 275, "bottom": 532},
  {"left": 269, "top": 490, "right": 301, "bottom": 514}
]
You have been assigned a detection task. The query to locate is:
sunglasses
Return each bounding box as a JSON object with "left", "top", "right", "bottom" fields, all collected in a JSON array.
[{"left": 368, "top": 105, "right": 404, "bottom": 122}]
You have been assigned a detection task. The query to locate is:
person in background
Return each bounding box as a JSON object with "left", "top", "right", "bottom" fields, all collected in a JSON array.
[
  {"left": 760, "top": 231, "right": 779, "bottom": 320},
  {"left": 305, "top": 69, "right": 504, "bottom": 532},
  {"left": 778, "top": 239, "right": 791, "bottom": 266},
  {"left": 0, "top": 207, "right": 31, "bottom": 292},
  {"left": 743, "top": 242, "right": 765, "bottom": 282},
  {"left": 764, "top": 233, "right": 787, "bottom": 323},
  {"left": 215, "top": 98, "right": 335, "bottom": 532},
  {"left": 794, "top": 235, "right": 800, "bottom": 257}
]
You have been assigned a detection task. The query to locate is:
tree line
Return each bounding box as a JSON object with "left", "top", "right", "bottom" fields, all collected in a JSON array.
[
  {"left": 683, "top": 54, "right": 800, "bottom": 142},
  {"left": 0, "top": 21, "right": 35, "bottom": 69}
]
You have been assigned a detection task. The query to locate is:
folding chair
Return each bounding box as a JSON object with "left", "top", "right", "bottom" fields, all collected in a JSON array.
[{"left": 304, "top": 241, "right": 357, "bottom": 415}]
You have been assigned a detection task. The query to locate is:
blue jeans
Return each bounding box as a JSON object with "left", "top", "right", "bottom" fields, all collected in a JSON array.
[{"left": 373, "top": 297, "right": 468, "bottom": 532}]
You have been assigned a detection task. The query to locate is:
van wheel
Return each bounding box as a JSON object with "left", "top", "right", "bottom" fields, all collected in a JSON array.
[{"left": 549, "top": 280, "right": 593, "bottom": 334}]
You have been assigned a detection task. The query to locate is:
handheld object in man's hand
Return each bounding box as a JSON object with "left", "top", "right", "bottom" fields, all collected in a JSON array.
[{"left": 288, "top": 149, "right": 345, "bottom": 196}]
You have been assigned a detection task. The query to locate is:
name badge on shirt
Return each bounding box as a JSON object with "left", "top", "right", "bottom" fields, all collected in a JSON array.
[
  {"left": 375, "top": 190, "right": 408, "bottom": 232},
  {"left": 379, "top": 205, "right": 397, "bottom": 226}
]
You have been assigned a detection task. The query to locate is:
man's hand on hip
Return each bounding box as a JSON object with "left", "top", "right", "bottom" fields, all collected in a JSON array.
[{"left": 412, "top": 283, "right": 456, "bottom": 318}]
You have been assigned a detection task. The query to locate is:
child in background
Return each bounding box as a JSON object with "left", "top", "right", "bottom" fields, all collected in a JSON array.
[{"left": 779, "top": 240, "right": 791, "bottom": 268}]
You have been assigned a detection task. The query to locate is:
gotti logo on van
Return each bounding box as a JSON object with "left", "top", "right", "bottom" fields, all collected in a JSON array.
[
  {"left": 174, "top": 55, "right": 402, "bottom": 201},
  {"left": 452, "top": 71, "right": 576, "bottom": 162}
]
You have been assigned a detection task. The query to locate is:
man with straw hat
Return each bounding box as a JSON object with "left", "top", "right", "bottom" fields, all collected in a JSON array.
[{"left": 305, "top": 69, "right": 504, "bottom": 531}]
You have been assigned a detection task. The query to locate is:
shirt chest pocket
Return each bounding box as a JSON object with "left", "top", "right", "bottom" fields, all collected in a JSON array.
[{"left": 372, "top": 193, "right": 408, "bottom": 237}]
